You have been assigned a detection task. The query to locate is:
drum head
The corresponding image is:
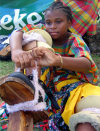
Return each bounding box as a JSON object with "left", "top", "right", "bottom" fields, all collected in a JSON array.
[{"left": 0, "top": 72, "right": 35, "bottom": 105}]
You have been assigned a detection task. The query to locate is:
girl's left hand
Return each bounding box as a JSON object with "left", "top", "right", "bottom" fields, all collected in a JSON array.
[{"left": 32, "top": 47, "right": 60, "bottom": 67}]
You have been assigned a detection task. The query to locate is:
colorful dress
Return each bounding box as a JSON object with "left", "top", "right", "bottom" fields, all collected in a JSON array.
[{"left": 40, "top": 33, "right": 100, "bottom": 130}]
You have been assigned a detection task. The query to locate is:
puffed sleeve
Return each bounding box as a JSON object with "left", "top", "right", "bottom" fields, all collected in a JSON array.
[{"left": 67, "top": 34, "right": 98, "bottom": 85}]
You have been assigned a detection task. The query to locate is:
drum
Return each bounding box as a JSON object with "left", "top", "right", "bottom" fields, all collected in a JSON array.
[{"left": 0, "top": 72, "right": 35, "bottom": 105}]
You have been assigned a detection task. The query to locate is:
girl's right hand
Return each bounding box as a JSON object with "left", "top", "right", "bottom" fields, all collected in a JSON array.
[{"left": 11, "top": 49, "right": 35, "bottom": 69}]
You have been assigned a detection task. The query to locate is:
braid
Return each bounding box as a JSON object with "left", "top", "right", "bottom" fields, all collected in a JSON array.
[{"left": 44, "top": 1, "right": 72, "bottom": 23}]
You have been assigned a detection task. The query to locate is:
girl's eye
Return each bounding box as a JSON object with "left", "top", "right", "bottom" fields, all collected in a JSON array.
[{"left": 45, "top": 21, "right": 51, "bottom": 25}]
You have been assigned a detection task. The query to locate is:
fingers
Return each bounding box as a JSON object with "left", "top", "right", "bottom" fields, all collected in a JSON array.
[
  {"left": 32, "top": 47, "right": 47, "bottom": 59},
  {"left": 20, "top": 52, "right": 35, "bottom": 69},
  {"left": 12, "top": 50, "right": 35, "bottom": 69},
  {"left": 13, "top": 47, "right": 54, "bottom": 69},
  {"left": 31, "top": 47, "right": 56, "bottom": 67}
]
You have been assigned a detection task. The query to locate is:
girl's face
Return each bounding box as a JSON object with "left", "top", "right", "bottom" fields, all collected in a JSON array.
[{"left": 45, "top": 9, "right": 71, "bottom": 40}]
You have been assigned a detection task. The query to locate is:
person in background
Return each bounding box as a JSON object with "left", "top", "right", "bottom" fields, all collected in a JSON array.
[{"left": 10, "top": 1, "right": 100, "bottom": 131}]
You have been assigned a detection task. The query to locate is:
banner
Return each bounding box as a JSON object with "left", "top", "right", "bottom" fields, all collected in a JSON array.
[
  {"left": 0, "top": 0, "right": 53, "bottom": 40},
  {"left": 0, "top": 0, "right": 100, "bottom": 41}
]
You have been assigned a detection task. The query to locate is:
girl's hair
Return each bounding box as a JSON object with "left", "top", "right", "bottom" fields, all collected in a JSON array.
[{"left": 44, "top": 1, "right": 72, "bottom": 23}]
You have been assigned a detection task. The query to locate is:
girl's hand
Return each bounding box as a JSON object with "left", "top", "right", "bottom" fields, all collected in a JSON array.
[
  {"left": 11, "top": 49, "right": 35, "bottom": 69},
  {"left": 33, "top": 47, "right": 61, "bottom": 67}
]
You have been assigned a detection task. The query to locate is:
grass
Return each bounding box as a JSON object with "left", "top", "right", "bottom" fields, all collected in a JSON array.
[
  {"left": 92, "top": 54, "right": 100, "bottom": 69},
  {"left": 0, "top": 61, "right": 14, "bottom": 77}
]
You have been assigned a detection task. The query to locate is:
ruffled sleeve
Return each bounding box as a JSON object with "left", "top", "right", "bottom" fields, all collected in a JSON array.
[{"left": 67, "top": 34, "right": 98, "bottom": 84}]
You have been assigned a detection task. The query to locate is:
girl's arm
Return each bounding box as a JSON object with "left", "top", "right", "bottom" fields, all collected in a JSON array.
[
  {"left": 58, "top": 56, "right": 91, "bottom": 72},
  {"left": 33, "top": 47, "right": 91, "bottom": 73},
  {"left": 10, "top": 31, "right": 23, "bottom": 51},
  {"left": 10, "top": 31, "right": 34, "bottom": 69}
]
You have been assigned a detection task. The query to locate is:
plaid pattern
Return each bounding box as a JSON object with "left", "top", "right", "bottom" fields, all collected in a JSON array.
[
  {"left": 52, "top": 33, "right": 98, "bottom": 84},
  {"left": 62, "top": 0, "right": 100, "bottom": 36}
]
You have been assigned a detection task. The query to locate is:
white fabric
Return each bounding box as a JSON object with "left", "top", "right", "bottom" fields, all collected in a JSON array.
[{"left": 7, "top": 102, "right": 46, "bottom": 113}]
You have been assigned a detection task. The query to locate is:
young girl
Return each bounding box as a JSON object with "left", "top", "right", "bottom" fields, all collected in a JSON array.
[{"left": 10, "top": 1, "right": 100, "bottom": 131}]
